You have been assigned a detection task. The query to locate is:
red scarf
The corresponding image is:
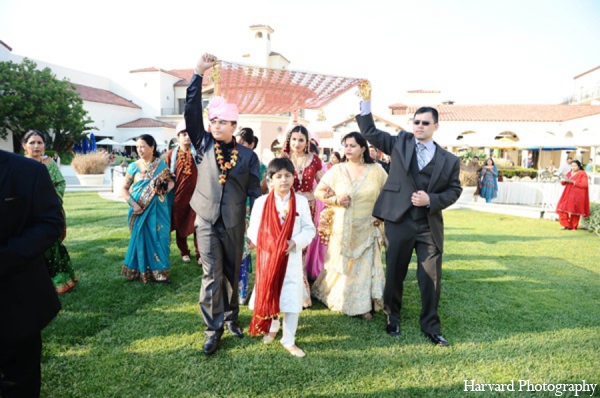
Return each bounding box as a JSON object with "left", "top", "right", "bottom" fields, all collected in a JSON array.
[{"left": 249, "top": 190, "right": 297, "bottom": 336}]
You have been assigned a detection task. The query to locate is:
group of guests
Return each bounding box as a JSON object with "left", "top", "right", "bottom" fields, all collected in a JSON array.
[
  {"left": 469, "top": 154, "right": 590, "bottom": 227},
  {"left": 3, "top": 55, "right": 594, "bottom": 397},
  {"left": 117, "top": 54, "right": 462, "bottom": 359}
]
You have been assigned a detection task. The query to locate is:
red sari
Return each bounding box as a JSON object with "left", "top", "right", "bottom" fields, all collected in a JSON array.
[
  {"left": 556, "top": 170, "right": 590, "bottom": 229},
  {"left": 293, "top": 154, "right": 323, "bottom": 217},
  {"left": 290, "top": 154, "right": 323, "bottom": 306},
  {"left": 556, "top": 170, "right": 590, "bottom": 217}
]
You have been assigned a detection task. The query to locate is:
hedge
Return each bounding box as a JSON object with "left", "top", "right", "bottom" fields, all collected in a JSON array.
[
  {"left": 582, "top": 202, "right": 600, "bottom": 237},
  {"left": 498, "top": 167, "right": 538, "bottom": 179}
]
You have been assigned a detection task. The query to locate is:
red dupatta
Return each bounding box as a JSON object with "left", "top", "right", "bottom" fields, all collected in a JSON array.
[{"left": 249, "top": 190, "right": 297, "bottom": 336}]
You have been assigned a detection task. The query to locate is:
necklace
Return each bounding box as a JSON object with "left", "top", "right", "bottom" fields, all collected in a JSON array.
[
  {"left": 142, "top": 158, "right": 154, "bottom": 174},
  {"left": 215, "top": 140, "right": 239, "bottom": 184},
  {"left": 291, "top": 153, "right": 308, "bottom": 183}
]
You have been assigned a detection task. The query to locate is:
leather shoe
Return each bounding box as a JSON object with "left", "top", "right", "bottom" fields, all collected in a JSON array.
[
  {"left": 203, "top": 334, "right": 221, "bottom": 355},
  {"left": 226, "top": 322, "right": 243, "bottom": 338},
  {"left": 385, "top": 323, "right": 400, "bottom": 337},
  {"left": 424, "top": 333, "right": 449, "bottom": 347}
]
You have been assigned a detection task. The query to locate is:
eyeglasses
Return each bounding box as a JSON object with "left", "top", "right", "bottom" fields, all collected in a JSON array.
[{"left": 413, "top": 120, "right": 431, "bottom": 126}]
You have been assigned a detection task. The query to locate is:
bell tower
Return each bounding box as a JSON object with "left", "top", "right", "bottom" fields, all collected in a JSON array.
[{"left": 248, "top": 25, "right": 274, "bottom": 67}]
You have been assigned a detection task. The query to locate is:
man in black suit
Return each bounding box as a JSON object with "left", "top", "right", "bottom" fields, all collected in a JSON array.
[
  {"left": 0, "top": 150, "right": 63, "bottom": 397},
  {"left": 185, "top": 54, "right": 262, "bottom": 355},
  {"left": 356, "top": 84, "right": 462, "bottom": 346}
]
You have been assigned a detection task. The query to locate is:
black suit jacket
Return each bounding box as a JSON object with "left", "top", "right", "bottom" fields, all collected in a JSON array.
[
  {"left": 356, "top": 113, "right": 462, "bottom": 251},
  {"left": 184, "top": 73, "right": 262, "bottom": 229},
  {"left": 0, "top": 150, "right": 62, "bottom": 350}
]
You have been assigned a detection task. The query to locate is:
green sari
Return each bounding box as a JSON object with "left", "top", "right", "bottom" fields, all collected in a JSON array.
[{"left": 42, "top": 156, "right": 76, "bottom": 294}]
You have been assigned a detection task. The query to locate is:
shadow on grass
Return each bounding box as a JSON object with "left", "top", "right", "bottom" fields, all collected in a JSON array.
[{"left": 45, "top": 233, "right": 204, "bottom": 347}]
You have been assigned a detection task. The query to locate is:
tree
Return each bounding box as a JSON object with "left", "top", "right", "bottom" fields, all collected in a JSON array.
[{"left": 0, "top": 58, "right": 95, "bottom": 152}]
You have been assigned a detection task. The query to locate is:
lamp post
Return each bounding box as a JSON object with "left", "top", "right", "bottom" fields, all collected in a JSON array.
[{"left": 120, "top": 160, "right": 128, "bottom": 176}]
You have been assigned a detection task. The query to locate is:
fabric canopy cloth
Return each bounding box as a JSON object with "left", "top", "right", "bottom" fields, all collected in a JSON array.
[{"left": 210, "top": 61, "right": 364, "bottom": 114}]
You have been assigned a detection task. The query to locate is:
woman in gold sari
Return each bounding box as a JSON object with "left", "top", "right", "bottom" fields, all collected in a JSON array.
[{"left": 312, "top": 132, "right": 387, "bottom": 319}]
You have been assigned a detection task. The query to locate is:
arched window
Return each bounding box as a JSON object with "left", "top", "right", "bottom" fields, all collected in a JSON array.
[
  {"left": 494, "top": 131, "right": 519, "bottom": 141},
  {"left": 256, "top": 32, "right": 263, "bottom": 39}
]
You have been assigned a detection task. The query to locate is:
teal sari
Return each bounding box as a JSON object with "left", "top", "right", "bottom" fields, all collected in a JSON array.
[{"left": 122, "top": 159, "right": 174, "bottom": 283}]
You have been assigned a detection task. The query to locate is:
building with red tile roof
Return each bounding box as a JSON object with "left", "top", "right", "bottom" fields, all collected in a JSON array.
[
  {"left": 73, "top": 84, "right": 141, "bottom": 109},
  {"left": 117, "top": 118, "right": 175, "bottom": 129},
  {"left": 383, "top": 94, "right": 600, "bottom": 170}
]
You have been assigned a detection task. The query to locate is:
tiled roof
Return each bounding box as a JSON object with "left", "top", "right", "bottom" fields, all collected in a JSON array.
[
  {"left": 389, "top": 104, "right": 600, "bottom": 122},
  {"left": 332, "top": 114, "right": 403, "bottom": 130},
  {"left": 129, "top": 67, "right": 182, "bottom": 79},
  {"left": 169, "top": 68, "right": 215, "bottom": 87},
  {"left": 250, "top": 24, "right": 274, "bottom": 33},
  {"left": 269, "top": 51, "right": 290, "bottom": 63},
  {"left": 574, "top": 65, "right": 600, "bottom": 80},
  {"left": 0, "top": 40, "right": 12, "bottom": 51},
  {"left": 117, "top": 118, "right": 176, "bottom": 129},
  {"left": 407, "top": 90, "right": 441, "bottom": 93},
  {"left": 73, "top": 84, "right": 141, "bottom": 109}
]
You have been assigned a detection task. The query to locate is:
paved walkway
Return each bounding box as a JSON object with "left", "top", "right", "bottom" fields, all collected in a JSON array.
[{"left": 449, "top": 188, "right": 558, "bottom": 220}]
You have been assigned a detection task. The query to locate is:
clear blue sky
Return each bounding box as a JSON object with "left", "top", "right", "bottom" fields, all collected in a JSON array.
[{"left": 1, "top": 0, "right": 599, "bottom": 119}]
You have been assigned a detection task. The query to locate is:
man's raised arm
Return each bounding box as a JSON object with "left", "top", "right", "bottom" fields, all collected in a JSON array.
[
  {"left": 184, "top": 53, "right": 218, "bottom": 154},
  {"left": 355, "top": 80, "right": 397, "bottom": 155}
]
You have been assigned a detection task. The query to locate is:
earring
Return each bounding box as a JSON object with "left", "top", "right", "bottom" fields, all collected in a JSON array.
[{"left": 361, "top": 152, "right": 365, "bottom": 164}]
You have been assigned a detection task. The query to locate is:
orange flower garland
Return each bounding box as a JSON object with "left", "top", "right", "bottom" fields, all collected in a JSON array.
[{"left": 214, "top": 141, "right": 239, "bottom": 184}]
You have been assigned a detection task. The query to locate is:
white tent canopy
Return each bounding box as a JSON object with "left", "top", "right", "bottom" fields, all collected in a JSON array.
[
  {"left": 120, "top": 139, "right": 138, "bottom": 146},
  {"left": 96, "top": 138, "right": 121, "bottom": 146}
]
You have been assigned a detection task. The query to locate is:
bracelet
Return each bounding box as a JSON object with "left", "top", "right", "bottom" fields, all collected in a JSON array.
[{"left": 127, "top": 197, "right": 135, "bottom": 206}]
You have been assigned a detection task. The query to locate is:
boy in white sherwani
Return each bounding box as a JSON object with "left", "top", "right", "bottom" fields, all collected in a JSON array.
[{"left": 248, "top": 158, "right": 315, "bottom": 357}]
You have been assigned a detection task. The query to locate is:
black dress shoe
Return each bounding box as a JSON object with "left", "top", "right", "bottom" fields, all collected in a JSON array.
[
  {"left": 203, "top": 334, "right": 221, "bottom": 355},
  {"left": 386, "top": 323, "right": 400, "bottom": 337},
  {"left": 424, "top": 333, "right": 449, "bottom": 347},
  {"left": 226, "top": 322, "right": 243, "bottom": 338}
]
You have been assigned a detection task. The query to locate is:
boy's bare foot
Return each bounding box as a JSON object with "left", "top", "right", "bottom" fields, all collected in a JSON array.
[{"left": 284, "top": 345, "right": 306, "bottom": 358}]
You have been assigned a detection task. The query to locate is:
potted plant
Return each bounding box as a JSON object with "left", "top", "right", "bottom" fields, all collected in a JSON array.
[{"left": 70, "top": 151, "right": 111, "bottom": 186}]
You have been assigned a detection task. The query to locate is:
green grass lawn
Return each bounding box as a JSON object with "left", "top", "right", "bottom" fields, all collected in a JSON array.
[{"left": 42, "top": 192, "right": 599, "bottom": 397}]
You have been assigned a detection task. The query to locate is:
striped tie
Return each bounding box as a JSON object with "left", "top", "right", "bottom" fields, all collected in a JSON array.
[{"left": 416, "top": 142, "right": 427, "bottom": 170}]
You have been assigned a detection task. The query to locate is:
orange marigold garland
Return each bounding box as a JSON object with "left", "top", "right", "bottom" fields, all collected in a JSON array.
[{"left": 214, "top": 140, "right": 239, "bottom": 184}]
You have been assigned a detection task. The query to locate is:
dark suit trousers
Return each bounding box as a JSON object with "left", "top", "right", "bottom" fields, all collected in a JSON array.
[
  {"left": 196, "top": 216, "right": 245, "bottom": 336},
  {"left": 0, "top": 332, "right": 42, "bottom": 398},
  {"left": 384, "top": 217, "right": 442, "bottom": 334}
]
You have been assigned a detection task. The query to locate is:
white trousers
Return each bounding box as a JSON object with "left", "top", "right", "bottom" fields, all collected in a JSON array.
[{"left": 269, "top": 312, "right": 299, "bottom": 347}]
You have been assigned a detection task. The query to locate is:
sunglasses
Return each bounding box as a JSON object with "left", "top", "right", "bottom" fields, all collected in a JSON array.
[{"left": 413, "top": 120, "right": 431, "bottom": 126}]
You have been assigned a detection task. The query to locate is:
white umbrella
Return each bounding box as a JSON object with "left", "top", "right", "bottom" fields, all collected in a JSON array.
[
  {"left": 121, "top": 139, "right": 138, "bottom": 146},
  {"left": 96, "top": 138, "right": 122, "bottom": 146}
]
